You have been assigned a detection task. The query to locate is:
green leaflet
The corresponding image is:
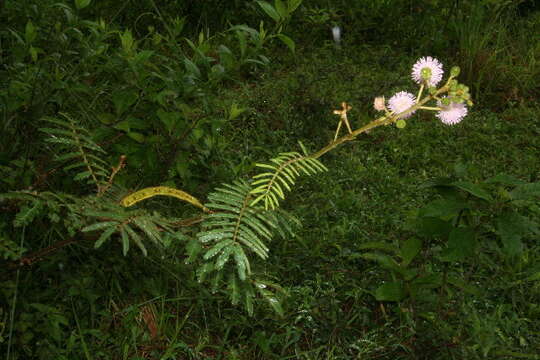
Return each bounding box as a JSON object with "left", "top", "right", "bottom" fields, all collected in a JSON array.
[{"left": 250, "top": 151, "right": 327, "bottom": 210}]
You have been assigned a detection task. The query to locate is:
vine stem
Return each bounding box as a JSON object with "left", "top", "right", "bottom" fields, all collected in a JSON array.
[
  {"left": 7, "top": 226, "right": 25, "bottom": 360},
  {"left": 309, "top": 83, "right": 450, "bottom": 160}
]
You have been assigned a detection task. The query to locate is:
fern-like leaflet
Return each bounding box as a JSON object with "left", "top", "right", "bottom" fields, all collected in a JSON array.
[
  {"left": 250, "top": 144, "right": 327, "bottom": 210},
  {"left": 40, "top": 113, "right": 110, "bottom": 193},
  {"left": 197, "top": 180, "right": 278, "bottom": 281}
]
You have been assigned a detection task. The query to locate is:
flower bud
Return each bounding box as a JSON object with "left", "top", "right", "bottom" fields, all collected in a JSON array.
[
  {"left": 429, "top": 86, "right": 437, "bottom": 95},
  {"left": 332, "top": 26, "right": 341, "bottom": 45},
  {"left": 373, "top": 96, "right": 386, "bottom": 111},
  {"left": 450, "top": 66, "right": 461, "bottom": 77},
  {"left": 441, "top": 97, "right": 451, "bottom": 106},
  {"left": 396, "top": 119, "right": 407, "bottom": 128}
]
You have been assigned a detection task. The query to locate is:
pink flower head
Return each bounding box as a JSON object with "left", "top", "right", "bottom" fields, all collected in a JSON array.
[
  {"left": 412, "top": 56, "right": 444, "bottom": 87},
  {"left": 436, "top": 98, "right": 468, "bottom": 125},
  {"left": 387, "top": 91, "right": 416, "bottom": 119}
]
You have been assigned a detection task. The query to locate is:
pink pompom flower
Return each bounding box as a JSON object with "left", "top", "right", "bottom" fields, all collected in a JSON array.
[
  {"left": 387, "top": 91, "right": 416, "bottom": 119},
  {"left": 412, "top": 56, "right": 444, "bottom": 87},
  {"left": 436, "top": 98, "right": 468, "bottom": 125}
]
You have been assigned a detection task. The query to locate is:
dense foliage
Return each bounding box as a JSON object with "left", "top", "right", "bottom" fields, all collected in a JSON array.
[{"left": 1, "top": 0, "right": 539, "bottom": 359}]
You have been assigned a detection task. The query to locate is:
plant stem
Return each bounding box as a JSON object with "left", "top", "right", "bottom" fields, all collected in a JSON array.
[{"left": 310, "top": 84, "right": 449, "bottom": 160}]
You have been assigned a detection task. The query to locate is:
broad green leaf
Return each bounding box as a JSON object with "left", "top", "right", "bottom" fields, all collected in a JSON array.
[
  {"left": 119, "top": 30, "right": 134, "bottom": 53},
  {"left": 447, "top": 276, "right": 480, "bottom": 295},
  {"left": 414, "top": 217, "right": 453, "bottom": 239},
  {"left": 400, "top": 237, "right": 422, "bottom": 266},
  {"left": 75, "top": 0, "right": 91, "bottom": 10},
  {"left": 362, "top": 253, "right": 403, "bottom": 275},
  {"left": 485, "top": 173, "right": 525, "bottom": 186},
  {"left": 184, "top": 58, "right": 201, "bottom": 77},
  {"left": 274, "top": 0, "right": 288, "bottom": 19},
  {"left": 497, "top": 211, "right": 527, "bottom": 256},
  {"left": 276, "top": 34, "right": 295, "bottom": 54},
  {"left": 510, "top": 183, "right": 540, "bottom": 201},
  {"left": 411, "top": 273, "right": 443, "bottom": 290},
  {"left": 25, "top": 21, "right": 37, "bottom": 44},
  {"left": 451, "top": 181, "right": 493, "bottom": 201},
  {"left": 112, "top": 90, "right": 138, "bottom": 115},
  {"left": 355, "top": 241, "right": 399, "bottom": 254},
  {"left": 185, "top": 238, "right": 203, "bottom": 263},
  {"left": 29, "top": 46, "right": 39, "bottom": 62},
  {"left": 375, "top": 281, "right": 405, "bottom": 301},
  {"left": 440, "top": 227, "right": 476, "bottom": 262},
  {"left": 419, "top": 198, "right": 468, "bottom": 219},
  {"left": 127, "top": 132, "right": 145, "bottom": 143},
  {"left": 256, "top": 1, "right": 281, "bottom": 22},
  {"left": 287, "top": 0, "right": 303, "bottom": 13}
]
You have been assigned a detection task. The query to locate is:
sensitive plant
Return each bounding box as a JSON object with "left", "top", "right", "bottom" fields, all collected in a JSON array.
[{"left": 2, "top": 57, "right": 475, "bottom": 315}]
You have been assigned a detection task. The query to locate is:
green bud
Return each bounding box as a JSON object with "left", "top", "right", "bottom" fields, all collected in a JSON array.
[
  {"left": 421, "top": 67, "right": 432, "bottom": 81},
  {"left": 463, "top": 93, "right": 471, "bottom": 100},
  {"left": 396, "top": 119, "right": 407, "bottom": 129},
  {"left": 467, "top": 100, "right": 474, "bottom": 107},
  {"left": 455, "top": 98, "right": 465, "bottom": 104},
  {"left": 451, "top": 96, "right": 461, "bottom": 103},
  {"left": 441, "top": 97, "right": 451, "bottom": 106},
  {"left": 449, "top": 79, "right": 458, "bottom": 87},
  {"left": 450, "top": 66, "right": 461, "bottom": 77},
  {"left": 449, "top": 91, "right": 457, "bottom": 97},
  {"left": 429, "top": 86, "right": 437, "bottom": 95},
  {"left": 462, "top": 85, "right": 469, "bottom": 92}
]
